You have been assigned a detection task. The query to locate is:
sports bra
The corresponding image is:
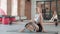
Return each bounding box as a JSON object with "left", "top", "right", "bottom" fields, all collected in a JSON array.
[{"left": 34, "top": 14, "right": 40, "bottom": 23}]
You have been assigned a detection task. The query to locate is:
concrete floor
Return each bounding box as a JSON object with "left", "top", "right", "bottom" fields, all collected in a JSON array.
[{"left": 0, "top": 21, "right": 60, "bottom": 34}]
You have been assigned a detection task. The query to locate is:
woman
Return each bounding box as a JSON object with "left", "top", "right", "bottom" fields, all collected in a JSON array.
[
  {"left": 49, "top": 11, "right": 58, "bottom": 26},
  {"left": 52, "top": 11, "right": 58, "bottom": 26},
  {"left": 30, "top": 6, "right": 44, "bottom": 32}
]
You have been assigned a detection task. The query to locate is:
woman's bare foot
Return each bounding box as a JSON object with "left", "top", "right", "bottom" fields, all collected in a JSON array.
[{"left": 42, "top": 30, "right": 47, "bottom": 33}]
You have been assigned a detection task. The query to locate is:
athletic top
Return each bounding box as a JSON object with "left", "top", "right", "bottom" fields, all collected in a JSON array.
[
  {"left": 49, "top": 15, "right": 58, "bottom": 21},
  {"left": 34, "top": 14, "right": 40, "bottom": 23},
  {"left": 53, "top": 15, "right": 58, "bottom": 19}
]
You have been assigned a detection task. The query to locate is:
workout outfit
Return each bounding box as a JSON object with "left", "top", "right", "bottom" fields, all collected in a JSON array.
[
  {"left": 34, "top": 14, "right": 43, "bottom": 32},
  {"left": 53, "top": 15, "right": 58, "bottom": 21},
  {"left": 50, "top": 15, "right": 58, "bottom": 26},
  {"left": 53, "top": 15, "right": 58, "bottom": 26},
  {"left": 49, "top": 15, "right": 58, "bottom": 22}
]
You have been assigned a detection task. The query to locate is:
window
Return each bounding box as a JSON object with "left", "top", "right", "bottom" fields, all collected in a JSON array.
[{"left": 0, "top": 0, "right": 7, "bottom": 15}]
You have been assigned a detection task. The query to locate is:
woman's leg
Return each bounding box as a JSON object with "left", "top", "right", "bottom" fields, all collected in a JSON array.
[
  {"left": 54, "top": 19, "right": 58, "bottom": 26},
  {"left": 37, "top": 23, "right": 42, "bottom": 32}
]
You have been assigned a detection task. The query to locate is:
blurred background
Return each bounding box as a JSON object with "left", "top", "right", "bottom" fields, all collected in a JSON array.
[{"left": 0, "top": 0, "right": 60, "bottom": 34}]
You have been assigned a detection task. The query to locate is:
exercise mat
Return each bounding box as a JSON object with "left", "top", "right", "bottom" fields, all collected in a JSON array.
[{"left": 7, "top": 30, "right": 58, "bottom": 34}]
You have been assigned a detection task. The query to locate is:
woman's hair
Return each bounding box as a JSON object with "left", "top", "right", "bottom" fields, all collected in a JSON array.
[
  {"left": 25, "top": 22, "right": 33, "bottom": 27},
  {"left": 52, "top": 11, "right": 57, "bottom": 15}
]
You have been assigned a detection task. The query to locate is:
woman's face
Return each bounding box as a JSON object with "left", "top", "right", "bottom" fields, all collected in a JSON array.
[
  {"left": 36, "top": 7, "right": 42, "bottom": 14},
  {"left": 26, "top": 24, "right": 34, "bottom": 31},
  {"left": 54, "top": 11, "right": 56, "bottom": 14},
  {"left": 53, "top": 11, "right": 57, "bottom": 15}
]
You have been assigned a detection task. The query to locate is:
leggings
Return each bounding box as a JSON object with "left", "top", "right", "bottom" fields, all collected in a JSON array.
[{"left": 37, "top": 23, "right": 42, "bottom": 32}]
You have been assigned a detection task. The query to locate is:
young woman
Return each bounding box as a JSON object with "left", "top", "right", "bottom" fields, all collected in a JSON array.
[
  {"left": 30, "top": 6, "right": 45, "bottom": 32},
  {"left": 21, "top": 6, "right": 44, "bottom": 32},
  {"left": 21, "top": 4, "right": 44, "bottom": 32},
  {"left": 49, "top": 11, "right": 58, "bottom": 26}
]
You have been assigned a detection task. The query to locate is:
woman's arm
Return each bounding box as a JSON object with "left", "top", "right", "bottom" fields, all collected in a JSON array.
[{"left": 20, "top": 28, "right": 25, "bottom": 32}]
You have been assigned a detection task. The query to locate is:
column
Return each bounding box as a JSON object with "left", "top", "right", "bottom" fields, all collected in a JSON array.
[
  {"left": 11, "top": 0, "right": 18, "bottom": 16},
  {"left": 20, "top": 0, "right": 25, "bottom": 16},
  {"left": 7, "top": 0, "right": 11, "bottom": 16},
  {"left": 17, "top": 0, "right": 21, "bottom": 17}
]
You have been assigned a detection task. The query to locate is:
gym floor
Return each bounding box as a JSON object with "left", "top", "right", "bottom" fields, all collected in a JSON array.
[{"left": 0, "top": 21, "right": 60, "bottom": 34}]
